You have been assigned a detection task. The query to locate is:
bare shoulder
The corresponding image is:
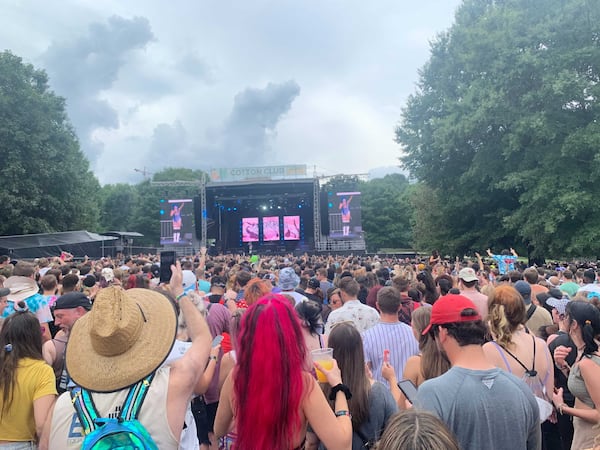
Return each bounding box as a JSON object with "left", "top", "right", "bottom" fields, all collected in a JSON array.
[
  {"left": 482, "top": 342, "right": 503, "bottom": 363},
  {"left": 579, "top": 355, "right": 600, "bottom": 373}
]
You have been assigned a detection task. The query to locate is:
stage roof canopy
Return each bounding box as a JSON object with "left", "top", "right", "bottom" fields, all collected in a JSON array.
[{"left": 0, "top": 230, "right": 117, "bottom": 259}]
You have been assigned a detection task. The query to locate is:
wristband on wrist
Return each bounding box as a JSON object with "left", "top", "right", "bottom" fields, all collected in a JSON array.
[
  {"left": 558, "top": 403, "right": 568, "bottom": 415},
  {"left": 176, "top": 292, "right": 187, "bottom": 302},
  {"left": 329, "top": 383, "right": 352, "bottom": 400},
  {"left": 335, "top": 410, "right": 352, "bottom": 418},
  {"left": 209, "top": 355, "right": 218, "bottom": 361}
]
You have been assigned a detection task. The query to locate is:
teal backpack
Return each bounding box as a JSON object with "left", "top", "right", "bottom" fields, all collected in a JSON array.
[{"left": 70, "top": 374, "right": 158, "bottom": 450}]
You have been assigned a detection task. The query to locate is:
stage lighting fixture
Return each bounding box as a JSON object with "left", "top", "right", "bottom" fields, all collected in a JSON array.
[{"left": 261, "top": 205, "right": 267, "bottom": 210}]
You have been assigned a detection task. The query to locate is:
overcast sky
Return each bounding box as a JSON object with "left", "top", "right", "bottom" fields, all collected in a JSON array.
[{"left": 2, "top": 0, "right": 461, "bottom": 184}]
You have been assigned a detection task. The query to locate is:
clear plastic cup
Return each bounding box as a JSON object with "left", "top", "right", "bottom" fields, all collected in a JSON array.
[{"left": 311, "top": 348, "right": 334, "bottom": 383}]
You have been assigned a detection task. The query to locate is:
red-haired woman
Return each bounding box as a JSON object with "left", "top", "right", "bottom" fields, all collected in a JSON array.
[{"left": 214, "top": 294, "right": 352, "bottom": 450}]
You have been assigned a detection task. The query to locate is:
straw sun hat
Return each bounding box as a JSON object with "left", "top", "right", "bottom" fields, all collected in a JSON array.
[
  {"left": 4, "top": 276, "right": 39, "bottom": 302},
  {"left": 66, "top": 286, "right": 177, "bottom": 392}
]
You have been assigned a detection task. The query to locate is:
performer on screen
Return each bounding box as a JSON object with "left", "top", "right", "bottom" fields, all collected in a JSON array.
[
  {"left": 170, "top": 203, "right": 184, "bottom": 243},
  {"left": 244, "top": 222, "right": 259, "bottom": 241},
  {"left": 339, "top": 196, "right": 353, "bottom": 236},
  {"left": 284, "top": 218, "right": 300, "bottom": 240},
  {"left": 263, "top": 220, "right": 280, "bottom": 241}
]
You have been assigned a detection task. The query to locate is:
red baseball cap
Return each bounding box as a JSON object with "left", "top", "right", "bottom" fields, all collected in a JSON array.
[{"left": 422, "top": 294, "right": 481, "bottom": 335}]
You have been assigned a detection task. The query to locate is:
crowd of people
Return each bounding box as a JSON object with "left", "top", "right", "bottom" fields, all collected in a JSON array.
[{"left": 0, "top": 249, "right": 600, "bottom": 449}]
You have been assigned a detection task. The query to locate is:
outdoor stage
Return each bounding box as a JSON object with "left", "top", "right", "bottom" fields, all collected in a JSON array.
[
  {"left": 159, "top": 165, "right": 366, "bottom": 254},
  {"left": 203, "top": 178, "right": 316, "bottom": 254}
]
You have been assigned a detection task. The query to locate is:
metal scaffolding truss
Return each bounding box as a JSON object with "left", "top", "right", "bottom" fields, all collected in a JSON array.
[{"left": 313, "top": 177, "right": 321, "bottom": 249}]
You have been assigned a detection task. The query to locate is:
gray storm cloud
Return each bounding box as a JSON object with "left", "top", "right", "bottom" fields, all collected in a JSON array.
[
  {"left": 219, "top": 80, "right": 301, "bottom": 166},
  {"left": 148, "top": 120, "right": 189, "bottom": 169},
  {"left": 148, "top": 80, "right": 302, "bottom": 171},
  {"left": 42, "top": 15, "right": 154, "bottom": 160}
]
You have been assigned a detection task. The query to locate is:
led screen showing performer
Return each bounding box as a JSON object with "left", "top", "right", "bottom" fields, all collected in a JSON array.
[
  {"left": 283, "top": 215, "right": 300, "bottom": 240},
  {"left": 328, "top": 191, "right": 362, "bottom": 239},
  {"left": 242, "top": 217, "right": 259, "bottom": 242},
  {"left": 262, "top": 216, "right": 280, "bottom": 241},
  {"left": 160, "top": 199, "right": 195, "bottom": 245}
]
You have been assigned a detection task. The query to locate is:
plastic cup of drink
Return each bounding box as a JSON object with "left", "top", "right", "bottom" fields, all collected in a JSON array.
[{"left": 311, "top": 348, "right": 334, "bottom": 383}]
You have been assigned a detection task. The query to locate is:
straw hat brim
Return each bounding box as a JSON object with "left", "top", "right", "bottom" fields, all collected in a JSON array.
[
  {"left": 66, "top": 288, "right": 177, "bottom": 393},
  {"left": 4, "top": 276, "right": 39, "bottom": 303}
]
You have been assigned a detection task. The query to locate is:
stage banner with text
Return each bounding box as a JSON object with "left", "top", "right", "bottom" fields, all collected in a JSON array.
[{"left": 209, "top": 165, "right": 307, "bottom": 182}]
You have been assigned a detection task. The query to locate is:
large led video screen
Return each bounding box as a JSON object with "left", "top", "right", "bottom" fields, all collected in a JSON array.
[
  {"left": 262, "top": 216, "right": 280, "bottom": 241},
  {"left": 283, "top": 215, "right": 300, "bottom": 240},
  {"left": 242, "top": 217, "right": 259, "bottom": 242},
  {"left": 328, "top": 192, "right": 362, "bottom": 239},
  {"left": 160, "top": 199, "right": 196, "bottom": 245}
]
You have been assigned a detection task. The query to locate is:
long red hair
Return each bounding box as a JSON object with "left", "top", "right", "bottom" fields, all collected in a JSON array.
[{"left": 234, "top": 294, "right": 307, "bottom": 450}]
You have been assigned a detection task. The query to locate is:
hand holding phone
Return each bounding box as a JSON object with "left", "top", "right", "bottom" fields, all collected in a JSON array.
[
  {"left": 397, "top": 379, "right": 418, "bottom": 404},
  {"left": 212, "top": 335, "right": 224, "bottom": 348},
  {"left": 159, "top": 251, "right": 176, "bottom": 283}
]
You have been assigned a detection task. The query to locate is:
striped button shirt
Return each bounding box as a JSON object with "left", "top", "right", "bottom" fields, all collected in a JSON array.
[{"left": 362, "top": 321, "right": 419, "bottom": 386}]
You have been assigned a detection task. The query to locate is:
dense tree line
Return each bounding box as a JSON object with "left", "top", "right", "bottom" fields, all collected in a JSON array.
[
  {"left": 0, "top": 51, "right": 100, "bottom": 235},
  {"left": 397, "top": 0, "right": 600, "bottom": 259}
]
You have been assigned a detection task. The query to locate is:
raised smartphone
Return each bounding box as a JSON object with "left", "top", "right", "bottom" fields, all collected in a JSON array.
[
  {"left": 159, "top": 251, "right": 176, "bottom": 283},
  {"left": 398, "top": 379, "right": 418, "bottom": 404}
]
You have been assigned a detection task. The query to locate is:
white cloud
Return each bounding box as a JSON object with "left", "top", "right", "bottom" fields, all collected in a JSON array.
[{"left": 0, "top": 0, "right": 462, "bottom": 184}]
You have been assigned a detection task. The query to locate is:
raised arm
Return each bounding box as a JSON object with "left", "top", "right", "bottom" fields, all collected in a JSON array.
[
  {"left": 381, "top": 362, "right": 403, "bottom": 408},
  {"left": 554, "top": 356, "right": 600, "bottom": 424},
  {"left": 195, "top": 247, "right": 207, "bottom": 281},
  {"left": 194, "top": 343, "right": 221, "bottom": 395},
  {"left": 303, "top": 361, "right": 352, "bottom": 450},
  {"left": 167, "top": 263, "right": 211, "bottom": 433},
  {"left": 475, "top": 252, "right": 484, "bottom": 271}
]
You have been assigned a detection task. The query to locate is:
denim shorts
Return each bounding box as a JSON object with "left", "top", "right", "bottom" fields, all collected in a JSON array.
[{"left": 0, "top": 442, "right": 37, "bottom": 450}]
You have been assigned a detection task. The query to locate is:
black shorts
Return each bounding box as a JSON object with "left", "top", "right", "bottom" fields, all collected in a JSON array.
[{"left": 191, "top": 397, "right": 219, "bottom": 445}]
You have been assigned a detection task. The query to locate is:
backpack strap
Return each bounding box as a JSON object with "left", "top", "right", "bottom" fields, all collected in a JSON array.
[
  {"left": 70, "top": 373, "right": 156, "bottom": 435},
  {"left": 70, "top": 387, "right": 100, "bottom": 435},
  {"left": 119, "top": 373, "right": 155, "bottom": 421},
  {"left": 526, "top": 304, "right": 536, "bottom": 321}
]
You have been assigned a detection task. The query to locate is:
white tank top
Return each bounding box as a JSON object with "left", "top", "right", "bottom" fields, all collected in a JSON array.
[{"left": 48, "top": 367, "right": 179, "bottom": 450}]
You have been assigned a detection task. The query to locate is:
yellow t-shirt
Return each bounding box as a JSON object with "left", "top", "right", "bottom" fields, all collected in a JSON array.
[{"left": 0, "top": 357, "right": 57, "bottom": 441}]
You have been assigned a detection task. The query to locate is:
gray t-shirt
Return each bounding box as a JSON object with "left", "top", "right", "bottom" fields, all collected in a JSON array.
[
  {"left": 352, "top": 382, "right": 398, "bottom": 449},
  {"left": 415, "top": 366, "right": 540, "bottom": 450}
]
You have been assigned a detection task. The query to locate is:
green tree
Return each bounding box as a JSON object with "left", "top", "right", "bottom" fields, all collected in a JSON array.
[
  {"left": 397, "top": 0, "right": 600, "bottom": 258},
  {"left": 99, "top": 184, "right": 140, "bottom": 232},
  {"left": 0, "top": 51, "right": 100, "bottom": 235},
  {"left": 152, "top": 167, "right": 207, "bottom": 182},
  {"left": 360, "top": 174, "right": 412, "bottom": 251}
]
